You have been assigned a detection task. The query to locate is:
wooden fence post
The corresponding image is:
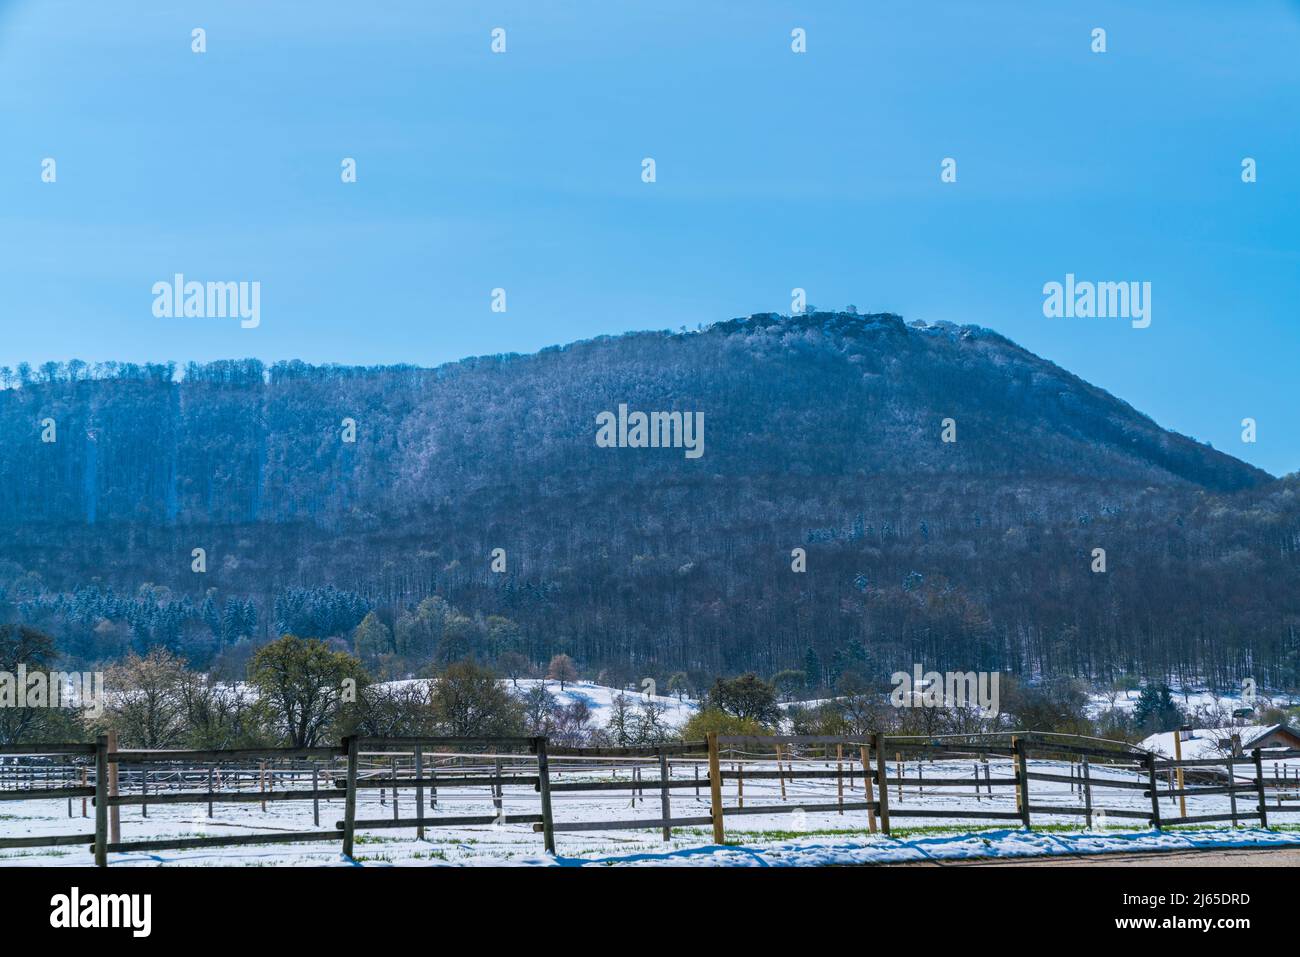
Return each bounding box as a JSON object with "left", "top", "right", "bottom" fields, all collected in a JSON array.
[
  {"left": 1226, "top": 756, "right": 1238, "bottom": 827},
  {"left": 1145, "top": 752, "right": 1162, "bottom": 829},
  {"left": 414, "top": 746, "right": 425, "bottom": 840},
  {"left": 1253, "top": 749, "right": 1269, "bottom": 829},
  {"left": 106, "top": 730, "right": 120, "bottom": 845},
  {"left": 342, "top": 735, "right": 359, "bottom": 859},
  {"left": 1172, "top": 731, "right": 1187, "bottom": 819},
  {"left": 658, "top": 749, "right": 672, "bottom": 842},
  {"left": 93, "top": 734, "right": 109, "bottom": 867},
  {"left": 535, "top": 736, "right": 556, "bottom": 854},
  {"left": 392, "top": 756, "right": 400, "bottom": 822},
  {"left": 81, "top": 767, "right": 88, "bottom": 818},
  {"left": 1014, "top": 737, "right": 1031, "bottom": 829},
  {"left": 836, "top": 744, "right": 844, "bottom": 814},
  {"left": 1082, "top": 756, "right": 1093, "bottom": 828},
  {"left": 1010, "top": 735, "right": 1020, "bottom": 812},
  {"left": 777, "top": 743, "right": 786, "bottom": 801},
  {"left": 707, "top": 732, "right": 725, "bottom": 845},
  {"left": 861, "top": 745, "right": 877, "bottom": 833},
  {"left": 873, "top": 733, "right": 891, "bottom": 836},
  {"left": 207, "top": 766, "right": 215, "bottom": 819}
]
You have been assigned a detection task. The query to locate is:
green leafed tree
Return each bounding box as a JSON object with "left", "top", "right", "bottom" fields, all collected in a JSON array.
[
  {"left": 682, "top": 707, "right": 771, "bottom": 739},
  {"left": 353, "top": 611, "right": 392, "bottom": 664},
  {"left": 248, "top": 634, "right": 369, "bottom": 747},
  {"left": 428, "top": 660, "right": 524, "bottom": 736},
  {"left": 704, "top": 673, "right": 782, "bottom": 726},
  {"left": 0, "top": 625, "right": 85, "bottom": 746}
]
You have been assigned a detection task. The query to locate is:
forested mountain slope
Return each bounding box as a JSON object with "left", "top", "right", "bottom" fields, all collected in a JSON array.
[{"left": 1, "top": 312, "right": 1295, "bottom": 689}]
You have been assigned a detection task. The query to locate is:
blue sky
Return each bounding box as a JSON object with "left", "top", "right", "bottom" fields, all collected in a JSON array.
[{"left": 1, "top": 0, "right": 1297, "bottom": 475}]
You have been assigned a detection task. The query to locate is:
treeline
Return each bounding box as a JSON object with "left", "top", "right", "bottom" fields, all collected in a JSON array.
[
  {"left": 5, "top": 622, "right": 1295, "bottom": 752},
  {"left": 0, "top": 626, "right": 679, "bottom": 750}
]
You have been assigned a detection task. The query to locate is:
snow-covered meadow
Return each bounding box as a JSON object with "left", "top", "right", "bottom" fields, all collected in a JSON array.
[{"left": 511, "top": 679, "right": 698, "bottom": 725}]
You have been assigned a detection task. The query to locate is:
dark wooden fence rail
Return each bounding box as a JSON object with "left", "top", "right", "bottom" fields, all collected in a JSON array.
[
  {"left": 1144, "top": 747, "right": 1300, "bottom": 828},
  {"left": 530, "top": 741, "right": 712, "bottom": 838},
  {"left": 1, "top": 733, "right": 1297, "bottom": 865},
  {"left": 102, "top": 738, "right": 347, "bottom": 862},
  {"left": 1018, "top": 738, "right": 1169, "bottom": 828},
  {"left": 0, "top": 743, "right": 98, "bottom": 854},
  {"left": 335, "top": 735, "right": 552, "bottom": 854},
  {"left": 703, "top": 733, "right": 1300, "bottom": 842}
]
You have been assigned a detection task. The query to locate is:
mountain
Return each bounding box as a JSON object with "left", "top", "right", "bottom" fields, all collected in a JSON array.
[{"left": 1, "top": 312, "right": 1296, "bottom": 690}]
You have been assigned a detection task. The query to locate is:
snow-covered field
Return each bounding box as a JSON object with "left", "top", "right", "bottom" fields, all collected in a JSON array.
[
  {"left": 512, "top": 679, "right": 698, "bottom": 726},
  {"left": 1087, "top": 687, "right": 1297, "bottom": 719},
  {"left": 4, "top": 753, "right": 1299, "bottom": 867}
]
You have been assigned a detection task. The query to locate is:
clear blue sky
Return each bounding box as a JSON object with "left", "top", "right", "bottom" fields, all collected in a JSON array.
[{"left": 1, "top": 0, "right": 1297, "bottom": 475}]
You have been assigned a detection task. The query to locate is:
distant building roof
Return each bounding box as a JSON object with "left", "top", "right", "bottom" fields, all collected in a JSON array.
[{"left": 1138, "top": 724, "right": 1299, "bottom": 759}]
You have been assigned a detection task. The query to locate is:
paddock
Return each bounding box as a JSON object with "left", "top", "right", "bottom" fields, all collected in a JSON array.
[{"left": 1, "top": 733, "right": 1297, "bottom": 866}]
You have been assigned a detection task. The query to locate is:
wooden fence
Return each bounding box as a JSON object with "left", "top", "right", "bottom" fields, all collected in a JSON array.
[
  {"left": 333, "top": 736, "right": 553, "bottom": 855},
  {"left": 0, "top": 743, "right": 98, "bottom": 854},
  {"left": 702, "top": 733, "right": 1300, "bottom": 841},
  {"left": 1, "top": 732, "right": 1297, "bottom": 864}
]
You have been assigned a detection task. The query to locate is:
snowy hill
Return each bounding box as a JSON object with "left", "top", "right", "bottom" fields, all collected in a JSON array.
[
  {"left": 1087, "top": 688, "right": 1298, "bottom": 722},
  {"left": 375, "top": 678, "right": 699, "bottom": 731},
  {"left": 509, "top": 679, "right": 698, "bottom": 729}
]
